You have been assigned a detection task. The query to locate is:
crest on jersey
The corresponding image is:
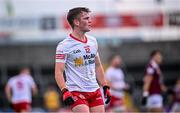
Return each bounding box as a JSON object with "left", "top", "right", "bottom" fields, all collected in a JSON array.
[{"left": 74, "top": 57, "right": 84, "bottom": 67}]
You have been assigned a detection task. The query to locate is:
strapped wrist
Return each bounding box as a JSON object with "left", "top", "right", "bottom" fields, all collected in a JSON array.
[
  {"left": 61, "top": 88, "right": 68, "bottom": 94},
  {"left": 103, "top": 85, "right": 110, "bottom": 89},
  {"left": 143, "top": 91, "right": 149, "bottom": 97}
]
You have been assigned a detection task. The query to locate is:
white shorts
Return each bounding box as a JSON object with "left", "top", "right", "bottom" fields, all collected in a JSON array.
[
  {"left": 147, "top": 94, "right": 163, "bottom": 108},
  {"left": 171, "top": 102, "right": 180, "bottom": 112}
]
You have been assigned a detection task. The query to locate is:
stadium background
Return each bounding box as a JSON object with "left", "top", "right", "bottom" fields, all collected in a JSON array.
[{"left": 0, "top": 0, "right": 180, "bottom": 112}]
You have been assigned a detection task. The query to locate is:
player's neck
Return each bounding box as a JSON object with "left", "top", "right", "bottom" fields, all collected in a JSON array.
[{"left": 71, "top": 30, "right": 86, "bottom": 41}]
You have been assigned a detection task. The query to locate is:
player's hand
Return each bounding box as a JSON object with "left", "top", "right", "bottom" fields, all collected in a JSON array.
[
  {"left": 62, "top": 88, "right": 74, "bottom": 106},
  {"left": 141, "top": 91, "right": 148, "bottom": 106},
  {"left": 103, "top": 85, "right": 111, "bottom": 104},
  {"left": 141, "top": 96, "right": 147, "bottom": 106}
]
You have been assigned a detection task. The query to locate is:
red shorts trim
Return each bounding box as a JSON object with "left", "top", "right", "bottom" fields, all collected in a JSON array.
[
  {"left": 70, "top": 88, "right": 104, "bottom": 109},
  {"left": 12, "top": 102, "right": 31, "bottom": 112}
]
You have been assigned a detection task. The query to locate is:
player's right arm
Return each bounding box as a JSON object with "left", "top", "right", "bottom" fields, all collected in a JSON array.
[
  {"left": 55, "top": 57, "right": 74, "bottom": 106},
  {"left": 143, "top": 74, "right": 153, "bottom": 94},
  {"left": 142, "top": 67, "right": 153, "bottom": 105},
  {"left": 55, "top": 42, "right": 74, "bottom": 106},
  {"left": 55, "top": 42, "right": 67, "bottom": 90},
  {"left": 55, "top": 62, "right": 67, "bottom": 91},
  {"left": 5, "top": 84, "right": 12, "bottom": 102},
  {"left": 143, "top": 66, "right": 154, "bottom": 94},
  {"left": 141, "top": 74, "right": 153, "bottom": 106}
]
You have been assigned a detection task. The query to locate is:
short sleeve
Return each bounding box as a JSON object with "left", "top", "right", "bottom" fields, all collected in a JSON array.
[
  {"left": 55, "top": 42, "right": 68, "bottom": 63},
  {"left": 146, "top": 67, "right": 154, "bottom": 75},
  {"left": 7, "top": 78, "right": 13, "bottom": 87},
  {"left": 28, "top": 76, "right": 36, "bottom": 87}
]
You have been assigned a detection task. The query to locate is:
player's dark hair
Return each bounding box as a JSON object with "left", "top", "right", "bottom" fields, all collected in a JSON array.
[
  {"left": 67, "top": 7, "right": 90, "bottom": 29},
  {"left": 150, "top": 50, "right": 161, "bottom": 58}
]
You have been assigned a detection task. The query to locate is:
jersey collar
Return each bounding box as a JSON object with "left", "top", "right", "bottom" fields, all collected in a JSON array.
[{"left": 69, "top": 34, "right": 88, "bottom": 43}]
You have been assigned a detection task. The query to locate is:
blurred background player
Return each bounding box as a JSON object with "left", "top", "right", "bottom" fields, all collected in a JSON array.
[
  {"left": 142, "top": 50, "right": 167, "bottom": 112},
  {"left": 55, "top": 7, "right": 111, "bottom": 113},
  {"left": 5, "top": 67, "right": 38, "bottom": 112},
  {"left": 43, "top": 84, "right": 61, "bottom": 112},
  {"left": 105, "top": 55, "right": 129, "bottom": 112},
  {"left": 170, "top": 78, "right": 180, "bottom": 112}
]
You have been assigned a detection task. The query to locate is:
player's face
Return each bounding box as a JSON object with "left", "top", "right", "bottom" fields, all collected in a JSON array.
[
  {"left": 21, "top": 68, "right": 31, "bottom": 75},
  {"left": 112, "top": 56, "right": 121, "bottom": 68},
  {"left": 77, "top": 12, "right": 92, "bottom": 32},
  {"left": 155, "top": 53, "right": 162, "bottom": 64}
]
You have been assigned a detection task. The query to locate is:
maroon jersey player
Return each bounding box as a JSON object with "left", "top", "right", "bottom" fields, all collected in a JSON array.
[{"left": 142, "top": 50, "right": 166, "bottom": 112}]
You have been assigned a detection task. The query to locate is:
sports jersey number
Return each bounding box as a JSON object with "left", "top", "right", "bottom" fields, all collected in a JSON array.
[
  {"left": 84, "top": 46, "right": 90, "bottom": 53},
  {"left": 16, "top": 81, "right": 24, "bottom": 90}
]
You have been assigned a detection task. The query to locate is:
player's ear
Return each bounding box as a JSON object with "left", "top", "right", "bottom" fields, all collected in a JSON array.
[{"left": 73, "top": 19, "right": 80, "bottom": 27}]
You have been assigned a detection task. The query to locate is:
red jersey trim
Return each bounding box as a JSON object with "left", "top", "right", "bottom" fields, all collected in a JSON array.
[
  {"left": 69, "top": 34, "right": 88, "bottom": 43},
  {"left": 56, "top": 54, "right": 65, "bottom": 59}
]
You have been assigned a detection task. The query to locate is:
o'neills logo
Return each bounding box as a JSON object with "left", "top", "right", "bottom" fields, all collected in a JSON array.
[{"left": 73, "top": 49, "right": 81, "bottom": 54}]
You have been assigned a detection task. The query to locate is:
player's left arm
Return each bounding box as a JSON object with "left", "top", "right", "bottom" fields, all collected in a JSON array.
[
  {"left": 29, "top": 76, "right": 38, "bottom": 96},
  {"left": 161, "top": 84, "right": 167, "bottom": 92},
  {"left": 32, "top": 85, "right": 38, "bottom": 96},
  {"left": 95, "top": 54, "right": 107, "bottom": 86},
  {"left": 95, "top": 54, "right": 111, "bottom": 104}
]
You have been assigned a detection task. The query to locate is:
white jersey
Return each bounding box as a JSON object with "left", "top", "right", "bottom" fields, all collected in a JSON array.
[
  {"left": 105, "top": 67, "right": 126, "bottom": 98},
  {"left": 56, "top": 34, "right": 99, "bottom": 92},
  {"left": 7, "top": 74, "right": 36, "bottom": 103}
]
